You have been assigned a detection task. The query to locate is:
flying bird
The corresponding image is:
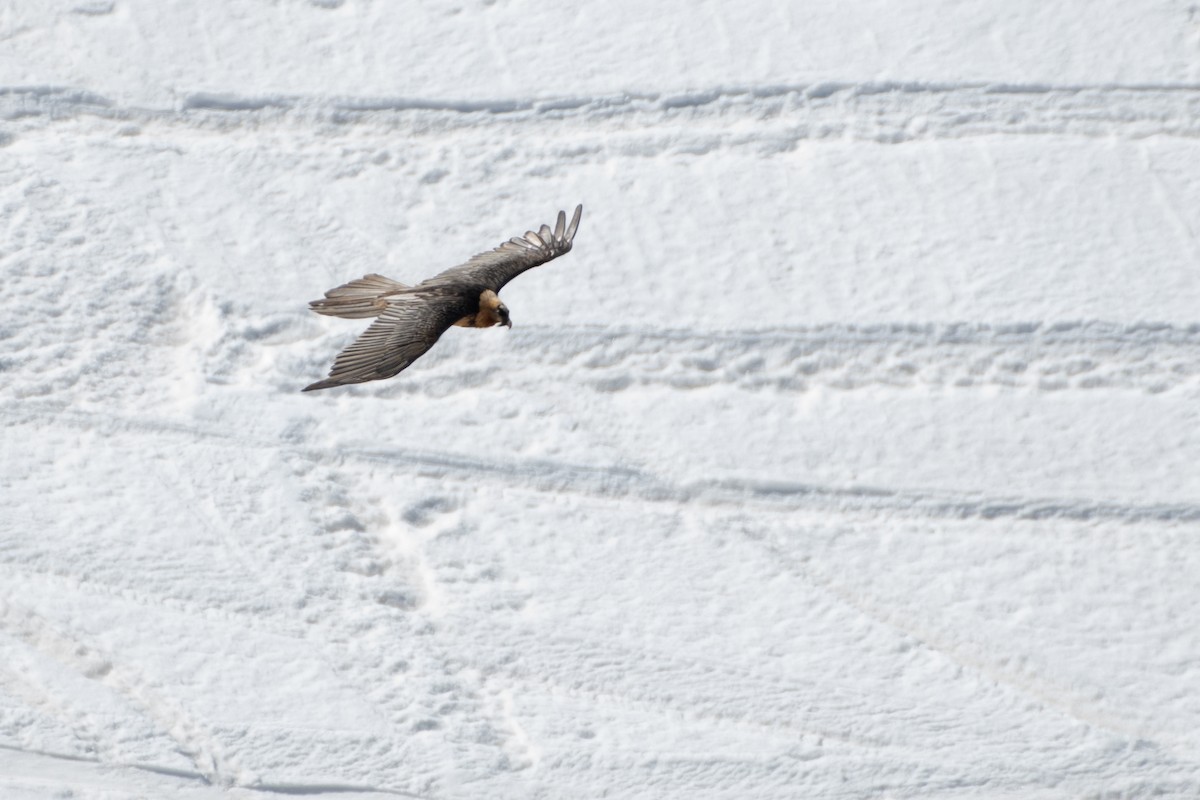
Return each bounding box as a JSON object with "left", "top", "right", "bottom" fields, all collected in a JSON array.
[{"left": 303, "top": 205, "right": 583, "bottom": 392}]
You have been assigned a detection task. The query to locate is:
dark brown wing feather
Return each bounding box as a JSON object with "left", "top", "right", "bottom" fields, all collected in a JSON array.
[
  {"left": 303, "top": 294, "right": 466, "bottom": 391},
  {"left": 422, "top": 205, "right": 582, "bottom": 293}
]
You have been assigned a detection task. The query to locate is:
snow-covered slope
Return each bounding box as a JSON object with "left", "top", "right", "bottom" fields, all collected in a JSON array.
[{"left": 3, "top": 2, "right": 1200, "bottom": 798}]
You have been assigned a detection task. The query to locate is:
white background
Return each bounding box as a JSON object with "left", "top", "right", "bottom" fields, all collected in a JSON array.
[{"left": 2, "top": 1, "right": 1200, "bottom": 797}]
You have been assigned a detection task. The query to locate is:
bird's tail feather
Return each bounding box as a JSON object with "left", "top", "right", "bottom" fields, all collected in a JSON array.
[{"left": 309, "top": 273, "right": 409, "bottom": 318}]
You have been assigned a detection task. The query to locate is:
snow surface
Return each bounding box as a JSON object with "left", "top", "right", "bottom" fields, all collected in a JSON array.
[{"left": 3, "top": 1, "right": 1200, "bottom": 797}]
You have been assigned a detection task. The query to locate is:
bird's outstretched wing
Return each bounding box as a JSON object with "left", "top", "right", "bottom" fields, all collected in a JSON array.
[
  {"left": 423, "top": 205, "right": 582, "bottom": 292},
  {"left": 302, "top": 294, "right": 466, "bottom": 391}
]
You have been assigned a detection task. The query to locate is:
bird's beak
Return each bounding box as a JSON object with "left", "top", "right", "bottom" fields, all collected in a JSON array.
[{"left": 503, "top": 318, "right": 512, "bottom": 329}]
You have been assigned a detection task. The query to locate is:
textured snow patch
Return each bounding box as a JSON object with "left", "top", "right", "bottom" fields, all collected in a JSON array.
[{"left": 3, "top": 2, "right": 1200, "bottom": 798}]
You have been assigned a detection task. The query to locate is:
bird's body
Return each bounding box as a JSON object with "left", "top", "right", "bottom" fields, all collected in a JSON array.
[{"left": 303, "top": 205, "right": 582, "bottom": 391}]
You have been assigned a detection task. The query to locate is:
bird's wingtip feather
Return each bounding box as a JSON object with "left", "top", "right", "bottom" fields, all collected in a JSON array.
[{"left": 565, "top": 204, "right": 583, "bottom": 241}]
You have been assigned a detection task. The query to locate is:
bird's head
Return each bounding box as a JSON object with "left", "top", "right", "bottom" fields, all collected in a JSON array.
[{"left": 497, "top": 304, "right": 511, "bottom": 328}]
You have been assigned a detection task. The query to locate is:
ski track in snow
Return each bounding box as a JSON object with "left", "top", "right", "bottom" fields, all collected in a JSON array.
[
  {"left": 7, "top": 83, "right": 1200, "bottom": 145},
  {"left": 7, "top": 398, "right": 1200, "bottom": 527},
  {"left": 4, "top": 33, "right": 1200, "bottom": 800},
  {"left": 330, "top": 321, "right": 1200, "bottom": 396}
]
